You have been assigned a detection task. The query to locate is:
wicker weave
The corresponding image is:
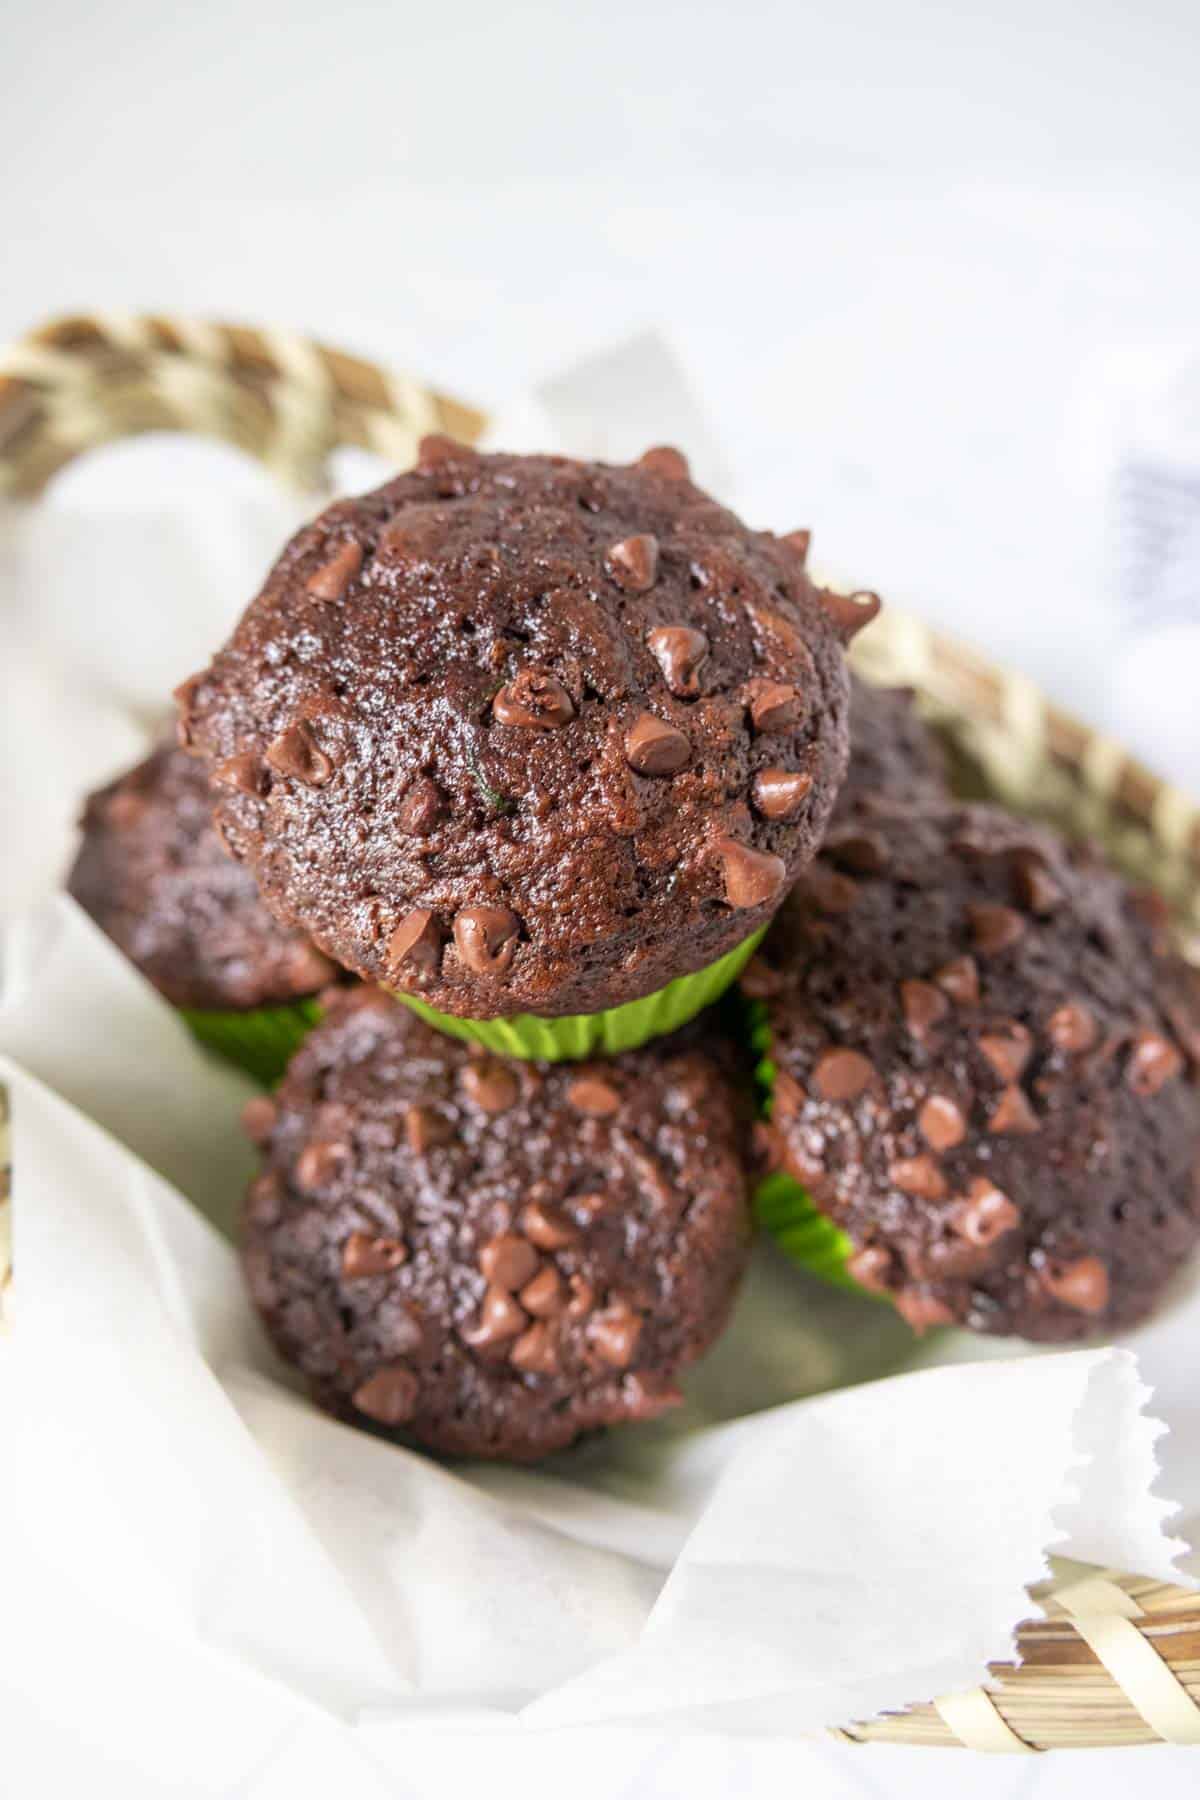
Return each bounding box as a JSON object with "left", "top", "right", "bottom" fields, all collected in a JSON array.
[{"left": 2, "top": 311, "right": 1198, "bottom": 1753}]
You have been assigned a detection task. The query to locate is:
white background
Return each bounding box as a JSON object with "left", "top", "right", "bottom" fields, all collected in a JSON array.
[{"left": 4, "top": 0, "right": 1200, "bottom": 1793}]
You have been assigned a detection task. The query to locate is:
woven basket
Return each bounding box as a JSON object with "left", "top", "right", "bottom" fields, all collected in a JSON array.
[{"left": 2, "top": 313, "right": 1199, "bottom": 1754}]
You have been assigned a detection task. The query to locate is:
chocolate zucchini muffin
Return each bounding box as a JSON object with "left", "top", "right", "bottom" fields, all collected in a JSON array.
[
  {"left": 754, "top": 803, "right": 1200, "bottom": 1341},
  {"left": 830, "top": 675, "right": 949, "bottom": 826},
  {"left": 239, "top": 988, "right": 751, "bottom": 1460},
  {"left": 177, "top": 443, "right": 863, "bottom": 1024},
  {"left": 67, "top": 742, "right": 335, "bottom": 1011}
]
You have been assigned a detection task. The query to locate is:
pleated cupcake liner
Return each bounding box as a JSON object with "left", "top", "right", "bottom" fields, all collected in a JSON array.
[{"left": 180, "top": 997, "right": 324, "bottom": 1086}]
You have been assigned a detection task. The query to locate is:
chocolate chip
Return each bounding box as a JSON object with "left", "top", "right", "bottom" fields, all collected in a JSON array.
[
  {"left": 1011, "top": 850, "right": 1063, "bottom": 915},
  {"left": 743, "top": 678, "right": 803, "bottom": 733},
  {"left": 889, "top": 1155, "right": 948, "bottom": 1200},
  {"left": 417, "top": 432, "right": 464, "bottom": 467},
  {"left": 567, "top": 1273, "right": 595, "bottom": 1318},
  {"left": 509, "top": 1321, "right": 559, "bottom": 1374},
  {"left": 352, "top": 1364, "right": 418, "bottom": 1425},
  {"left": 647, "top": 625, "right": 708, "bottom": 696},
  {"left": 847, "top": 1245, "right": 893, "bottom": 1293},
  {"left": 953, "top": 1178, "right": 1019, "bottom": 1247},
  {"left": 305, "top": 540, "right": 363, "bottom": 600},
  {"left": 294, "top": 1140, "right": 349, "bottom": 1192},
  {"left": 901, "top": 979, "right": 950, "bottom": 1039},
  {"left": 493, "top": 668, "right": 575, "bottom": 729},
  {"left": 752, "top": 767, "right": 813, "bottom": 820},
  {"left": 1046, "top": 1001, "right": 1099, "bottom": 1054},
  {"left": 461, "top": 1061, "right": 520, "bottom": 1115},
  {"left": 624, "top": 713, "right": 691, "bottom": 775},
  {"left": 638, "top": 445, "right": 690, "bottom": 480},
  {"left": 713, "top": 837, "right": 787, "bottom": 909},
  {"left": 246, "top": 1171, "right": 284, "bottom": 1226},
  {"left": 387, "top": 909, "right": 442, "bottom": 975},
  {"left": 621, "top": 1375, "right": 684, "bottom": 1420},
  {"left": 968, "top": 904, "right": 1026, "bottom": 955},
  {"left": 266, "top": 720, "right": 333, "bottom": 788},
  {"left": 826, "top": 831, "right": 888, "bottom": 875},
  {"left": 934, "top": 956, "right": 980, "bottom": 1005},
  {"left": 342, "top": 1231, "right": 408, "bottom": 1278},
  {"left": 398, "top": 776, "right": 443, "bottom": 836},
  {"left": 453, "top": 906, "right": 520, "bottom": 976},
  {"left": 479, "top": 1234, "right": 540, "bottom": 1290},
  {"left": 566, "top": 1075, "right": 621, "bottom": 1117},
  {"left": 1126, "top": 1028, "right": 1184, "bottom": 1096},
  {"left": 519, "top": 1265, "right": 566, "bottom": 1317},
  {"left": 918, "top": 1095, "right": 968, "bottom": 1151},
  {"left": 462, "top": 1286, "right": 528, "bottom": 1349},
  {"left": 214, "top": 752, "right": 267, "bottom": 797},
  {"left": 607, "top": 534, "right": 659, "bottom": 593},
  {"left": 404, "top": 1104, "right": 452, "bottom": 1155},
  {"left": 987, "top": 1086, "right": 1040, "bottom": 1135},
  {"left": 977, "top": 1021, "right": 1034, "bottom": 1083},
  {"left": 812, "top": 1047, "right": 875, "bottom": 1101},
  {"left": 894, "top": 1289, "right": 954, "bottom": 1334},
  {"left": 815, "top": 588, "right": 882, "bottom": 642},
  {"left": 806, "top": 867, "right": 860, "bottom": 914},
  {"left": 588, "top": 1301, "right": 643, "bottom": 1368},
  {"left": 240, "top": 1094, "right": 278, "bottom": 1145},
  {"left": 782, "top": 528, "right": 811, "bottom": 564},
  {"left": 1038, "top": 1255, "right": 1109, "bottom": 1314},
  {"left": 520, "top": 1201, "right": 579, "bottom": 1249}
]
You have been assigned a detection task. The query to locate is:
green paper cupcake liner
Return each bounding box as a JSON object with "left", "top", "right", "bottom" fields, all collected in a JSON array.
[
  {"left": 395, "top": 927, "right": 768, "bottom": 1062},
  {"left": 181, "top": 997, "right": 324, "bottom": 1086},
  {"left": 745, "top": 994, "right": 880, "bottom": 1298}
]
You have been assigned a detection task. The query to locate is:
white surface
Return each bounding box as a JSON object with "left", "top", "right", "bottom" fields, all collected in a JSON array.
[{"left": 3, "top": 0, "right": 1200, "bottom": 1793}]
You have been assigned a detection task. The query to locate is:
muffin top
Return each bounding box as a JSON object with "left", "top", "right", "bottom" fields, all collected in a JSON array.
[
  {"left": 177, "top": 442, "right": 859, "bottom": 1019},
  {"left": 752, "top": 802, "right": 1200, "bottom": 1341},
  {"left": 240, "top": 990, "right": 751, "bottom": 1460},
  {"left": 67, "top": 742, "right": 335, "bottom": 1011},
  {"left": 831, "top": 675, "right": 949, "bottom": 825}
]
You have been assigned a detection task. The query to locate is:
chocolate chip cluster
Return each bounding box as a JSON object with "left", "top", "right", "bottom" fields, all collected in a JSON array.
[{"left": 752, "top": 803, "right": 1200, "bottom": 1341}]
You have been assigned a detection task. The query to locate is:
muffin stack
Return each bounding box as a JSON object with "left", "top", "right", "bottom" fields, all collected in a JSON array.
[{"left": 68, "top": 439, "right": 1200, "bottom": 1461}]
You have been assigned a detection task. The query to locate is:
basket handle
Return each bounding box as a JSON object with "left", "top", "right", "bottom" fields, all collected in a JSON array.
[{"left": 0, "top": 311, "right": 486, "bottom": 498}]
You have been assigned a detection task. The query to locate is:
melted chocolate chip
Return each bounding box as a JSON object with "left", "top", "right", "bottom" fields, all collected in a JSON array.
[
  {"left": 901, "top": 979, "right": 950, "bottom": 1039},
  {"left": 1126, "top": 1029, "right": 1184, "bottom": 1096},
  {"left": 398, "top": 776, "right": 444, "bottom": 836},
  {"left": 305, "top": 540, "right": 363, "bottom": 600},
  {"left": 624, "top": 713, "right": 691, "bottom": 775},
  {"left": 404, "top": 1104, "right": 453, "bottom": 1155},
  {"left": 782, "top": 528, "right": 811, "bottom": 564},
  {"left": 588, "top": 1301, "right": 643, "bottom": 1368},
  {"left": 266, "top": 720, "right": 333, "bottom": 788},
  {"left": 342, "top": 1231, "right": 408, "bottom": 1278},
  {"left": 968, "top": 904, "right": 1026, "bottom": 955},
  {"left": 646, "top": 625, "right": 708, "bottom": 696},
  {"left": 214, "top": 753, "right": 267, "bottom": 797},
  {"left": 752, "top": 768, "right": 813, "bottom": 821},
  {"left": 889, "top": 1155, "right": 948, "bottom": 1200},
  {"left": 977, "top": 1021, "right": 1034, "bottom": 1083},
  {"left": 519, "top": 1265, "right": 566, "bottom": 1317},
  {"left": 1012, "top": 851, "right": 1063, "bottom": 915},
  {"left": 918, "top": 1094, "right": 968, "bottom": 1151},
  {"left": 894, "top": 1288, "right": 954, "bottom": 1334},
  {"left": 294, "top": 1140, "right": 349, "bottom": 1192},
  {"left": 493, "top": 668, "right": 575, "bottom": 729},
  {"left": 607, "top": 534, "right": 659, "bottom": 593},
  {"left": 241, "top": 1094, "right": 278, "bottom": 1146},
  {"left": 461, "top": 1061, "right": 520, "bottom": 1115},
  {"left": 479, "top": 1234, "right": 540, "bottom": 1290},
  {"left": 1038, "top": 1255, "right": 1109, "bottom": 1314},
  {"left": 847, "top": 1245, "right": 893, "bottom": 1292},
  {"left": 510, "top": 1321, "right": 559, "bottom": 1374},
  {"left": 816, "top": 588, "right": 882, "bottom": 642},
  {"left": 987, "top": 1085, "right": 1041, "bottom": 1135},
  {"left": 462, "top": 1286, "right": 528, "bottom": 1349},
  {"left": 388, "top": 909, "right": 442, "bottom": 975},
  {"left": 520, "top": 1201, "right": 579, "bottom": 1249},
  {"left": 714, "top": 837, "right": 787, "bottom": 909},
  {"left": 812, "top": 1047, "right": 875, "bottom": 1102},
  {"left": 1046, "top": 1001, "right": 1099, "bottom": 1054},
  {"left": 566, "top": 1075, "right": 621, "bottom": 1118},
  {"left": 638, "top": 445, "right": 690, "bottom": 480},
  {"left": 743, "top": 678, "right": 803, "bottom": 733},
  {"left": 453, "top": 906, "right": 520, "bottom": 976},
  {"left": 825, "top": 831, "right": 888, "bottom": 875},
  {"left": 954, "top": 1179, "right": 1018, "bottom": 1247},
  {"left": 934, "top": 956, "right": 980, "bottom": 1005},
  {"left": 353, "top": 1363, "right": 419, "bottom": 1424}
]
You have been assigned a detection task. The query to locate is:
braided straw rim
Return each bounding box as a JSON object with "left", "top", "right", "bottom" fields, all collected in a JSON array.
[{"left": 2, "top": 312, "right": 1198, "bottom": 1752}]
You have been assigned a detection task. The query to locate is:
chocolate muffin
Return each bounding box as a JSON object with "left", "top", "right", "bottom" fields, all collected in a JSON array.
[
  {"left": 752, "top": 803, "right": 1200, "bottom": 1341},
  {"left": 830, "top": 675, "right": 949, "bottom": 825},
  {"left": 240, "top": 990, "right": 752, "bottom": 1459},
  {"left": 68, "top": 742, "right": 335, "bottom": 1011},
  {"left": 177, "top": 442, "right": 863, "bottom": 1021}
]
